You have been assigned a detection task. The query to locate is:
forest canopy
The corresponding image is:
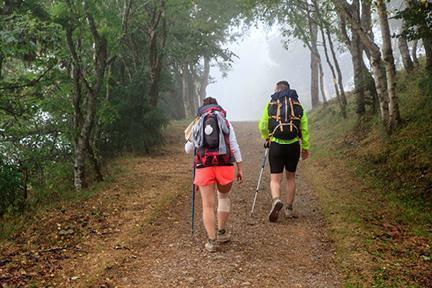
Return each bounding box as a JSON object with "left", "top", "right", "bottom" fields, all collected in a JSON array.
[{"left": 1, "top": 0, "right": 431, "bottom": 214}]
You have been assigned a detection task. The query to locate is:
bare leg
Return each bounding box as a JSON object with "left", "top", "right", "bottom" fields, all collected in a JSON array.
[
  {"left": 199, "top": 184, "right": 217, "bottom": 240},
  {"left": 216, "top": 182, "right": 233, "bottom": 230},
  {"left": 285, "top": 172, "right": 296, "bottom": 208},
  {"left": 270, "top": 173, "right": 283, "bottom": 199}
]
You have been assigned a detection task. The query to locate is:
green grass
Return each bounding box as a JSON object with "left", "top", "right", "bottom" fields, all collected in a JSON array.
[{"left": 303, "top": 65, "right": 432, "bottom": 287}]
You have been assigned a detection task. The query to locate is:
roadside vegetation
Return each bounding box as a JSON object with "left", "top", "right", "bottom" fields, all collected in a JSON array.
[{"left": 303, "top": 64, "right": 432, "bottom": 287}]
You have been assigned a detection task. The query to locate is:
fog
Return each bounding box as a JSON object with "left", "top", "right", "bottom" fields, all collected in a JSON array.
[{"left": 207, "top": 26, "right": 354, "bottom": 121}]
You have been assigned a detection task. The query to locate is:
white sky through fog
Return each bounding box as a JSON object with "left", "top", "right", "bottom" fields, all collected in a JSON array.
[
  {"left": 207, "top": 25, "right": 354, "bottom": 121},
  {"left": 207, "top": 27, "right": 279, "bottom": 121},
  {"left": 207, "top": 27, "right": 310, "bottom": 121}
]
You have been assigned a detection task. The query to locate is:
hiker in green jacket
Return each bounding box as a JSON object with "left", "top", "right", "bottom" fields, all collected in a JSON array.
[{"left": 258, "top": 80, "right": 310, "bottom": 222}]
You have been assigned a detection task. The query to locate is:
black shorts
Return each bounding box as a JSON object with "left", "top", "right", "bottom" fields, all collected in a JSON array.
[{"left": 268, "top": 141, "right": 301, "bottom": 173}]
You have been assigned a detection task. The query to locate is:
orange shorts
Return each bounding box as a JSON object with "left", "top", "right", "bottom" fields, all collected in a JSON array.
[{"left": 194, "top": 165, "right": 235, "bottom": 186}]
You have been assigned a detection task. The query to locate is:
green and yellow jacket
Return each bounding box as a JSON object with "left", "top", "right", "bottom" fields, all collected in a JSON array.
[{"left": 258, "top": 103, "right": 310, "bottom": 150}]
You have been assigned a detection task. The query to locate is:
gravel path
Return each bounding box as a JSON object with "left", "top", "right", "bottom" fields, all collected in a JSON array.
[
  {"left": 111, "top": 122, "right": 341, "bottom": 287},
  {"left": 0, "top": 122, "right": 340, "bottom": 287}
]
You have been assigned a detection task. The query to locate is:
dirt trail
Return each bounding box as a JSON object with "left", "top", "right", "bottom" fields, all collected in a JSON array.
[{"left": 0, "top": 122, "right": 340, "bottom": 287}]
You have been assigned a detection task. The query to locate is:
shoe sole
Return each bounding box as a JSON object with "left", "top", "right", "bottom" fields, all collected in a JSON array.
[
  {"left": 217, "top": 237, "right": 231, "bottom": 244},
  {"left": 269, "top": 201, "right": 283, "bottom": 222}
]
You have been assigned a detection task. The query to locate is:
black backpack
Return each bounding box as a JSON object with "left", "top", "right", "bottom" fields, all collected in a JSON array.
[
  {"left": 195, "top": 104, "right": 233, "bottom": 166},
  {"left": 268, "top": 89, "right": 303, "bottom": 140}
]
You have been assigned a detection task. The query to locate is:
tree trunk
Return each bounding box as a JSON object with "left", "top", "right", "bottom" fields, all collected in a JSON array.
[
  {"left": 310, "top": 51, "right": 320, "bottom": 108},
  {"left": 315, "top": 2, "right": 346, "bottom": 117},
  {"left": 198, "top": 56, "right": 210, "bottom": 103},
  {"left": 326, "top": 26, "right": 348, "bottom": 112},
  {"left": 360, "top": 61, "right": 379, "bottom": 113},
  {"left": 412, "top": 39, "right": 419, "bottom": 65},
  {"left": 332, "top": 0, "right": 391, "bottom": 130},
  {"left": 377, "top": 0, "right": 400, "bottom": 130},
  {"left": 398, "top": 19, "right": 414, "bottom": 71},
  {"left": 147, "top": 1, "right": 166, "bottom": 107},
  {"left": 67, "top": 2, "right": 108, "bottom": 191},
  {"left": 353, "top": 0, "right": 366, "bottom": 115},
  {"left": 423, "top": 40, "right": 432, "bottom": 68},
  {"left": 398, "top": 36, "right": 413, "bottom": 71},
  {"left": 188, "top": 64, "right": 199, "bottom": 112},
  {"left": 87, "top": 135, "right": 103, "bottom": 182},
  {"left": 352, "top": 35, "right": 366, "bottom": 115},
  {"left": 309, "top": 9, "right": 320, "bottom": 108},
  {"left": 148, "top": 29, "right": 161, "bottom": 107},
  {"left": 404, "top": 0, "right": 431, "bottom": 68},
  {"left": 318, "top": 59, "right": 327, "bottom": 104},
  {"left": 337, "top": 2, "right": 366, "bottom": 115},
  {"left": 181, "top": 63, "right": 192, "bottom": 118}
]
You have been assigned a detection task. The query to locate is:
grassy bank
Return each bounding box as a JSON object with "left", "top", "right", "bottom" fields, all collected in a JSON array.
[
  {"left": 303, "top": 67, "right": 432, "bottom": 287},
  {"left": 0, "top": 122, "right": 186, "bottom": 241}
]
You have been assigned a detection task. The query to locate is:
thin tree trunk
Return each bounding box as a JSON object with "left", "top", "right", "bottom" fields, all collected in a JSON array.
[
  {"left": 398, "top": 36, "right": 413, "bottom": 71},
  {"left": 181, "top": 64, "right": 192, "bottom": 118},
  {"left": 310, "top": 51, "right": 320, "bottom": 108},
  {"left": 377, "top": 0, "right": 400, "bottom": 130},
  {"left": 148, "top": 29, "right": 161, "bottom": 107},
  {"left": 337, "top": 4, "right": 366, "bottom": 115},
  {"left": 412, "top": 40, "right": 419, "bottom": 65},
  {"left": 398, "top": 19, "right": 414, "bottom": 71},
  {"left": 332, "top": 0, "right": 391, "bottom": 129},
  {"left": 147, "top": 0, "right": 166, "bottom": 107},
  {"left": 188, "top": 63, "right": 198, "bottom": 112},
  {"left": 308, "top": 6, "right": 320, "bottom": 108},
  {"left": 0, "top": 54, "right": 3, "bottom": 79},
  {"left": 314, "top": 2, "right": 345, "bottom": 117},
  {"left": 423, "top": 40, "right": 432, "bottom": 68},
  {"left": 352, "top": 35, "right": 366, "bottom": 115},
  {"left": 326, "top": 26, "right": 348, "bottom": 110},
  {"left": 87, "top": 136, "right": 103, "bottom": 182},
  {"left": 318, "top": 59, "right": 327, "bottom": 104},
  {"left": 353, "top": 0, "right": 366, "bottom": 115},
  {"left": 198, "top": 56, "right": 210, "bottom": 103}
]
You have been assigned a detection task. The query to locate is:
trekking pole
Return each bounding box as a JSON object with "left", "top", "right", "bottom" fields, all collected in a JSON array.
[
  {"left": 191, "top": 148, "right": 197, "bottom": 236},
  {"left": 250, "top": 146, "right": 269, "bottom": 216}
]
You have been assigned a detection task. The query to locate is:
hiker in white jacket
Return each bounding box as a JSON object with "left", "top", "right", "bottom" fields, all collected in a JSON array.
[{"left": 184, "top": 97, "right": 243, "bottom": 252}]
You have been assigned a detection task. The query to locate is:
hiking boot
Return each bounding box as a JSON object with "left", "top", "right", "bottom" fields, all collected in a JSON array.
[
  {"left": 268, "top": 198, "right": 283, "bottom": 222},
  {"left": 205, "top": 239, "right": 217, "bottom": 252},
  {"left": 217, "top": 229, "right": 230, "bottom": 244},
  {"left": 284, "top": 207, "right": 298, "bottom": 219},
  {"left": 284, "top": 207, "right": 294, "bottom": 218}
]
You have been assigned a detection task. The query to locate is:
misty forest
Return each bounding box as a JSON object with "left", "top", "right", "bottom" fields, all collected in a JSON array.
[{"left": 0, "top": 0, "right": 431, "bottom": 287}]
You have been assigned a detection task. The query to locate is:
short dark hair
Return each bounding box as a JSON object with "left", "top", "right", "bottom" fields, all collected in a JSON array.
[
  {"left": 276, "top": 80, "right": 290, "bottom": 89},
  {"left": 203, "top": 97, "right": 218, "bottom": 106}
]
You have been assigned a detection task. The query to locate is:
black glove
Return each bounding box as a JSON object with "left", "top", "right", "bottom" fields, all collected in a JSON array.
[{"left": 264, "top": 140, "right": 270, "bottom": 149}]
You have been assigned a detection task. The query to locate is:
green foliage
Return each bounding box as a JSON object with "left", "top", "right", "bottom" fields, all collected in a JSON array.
[
  {"left": 395, "top": 1, "right": 432, "bottom": 41},
  {"left": 0, "top": 160, "right": 24, "bottom": 215},
  {"left": 0, "top": 0, "right": 242, "bottom": 215},
  {"left": 364, "top": 68, "right": 432, "bottom": 206},
  {"left": 306, "top": 64, "right": 432, "bottom": 288},
  {"left": 98, "top": 82, "right": 168, "bottom": 154}
]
